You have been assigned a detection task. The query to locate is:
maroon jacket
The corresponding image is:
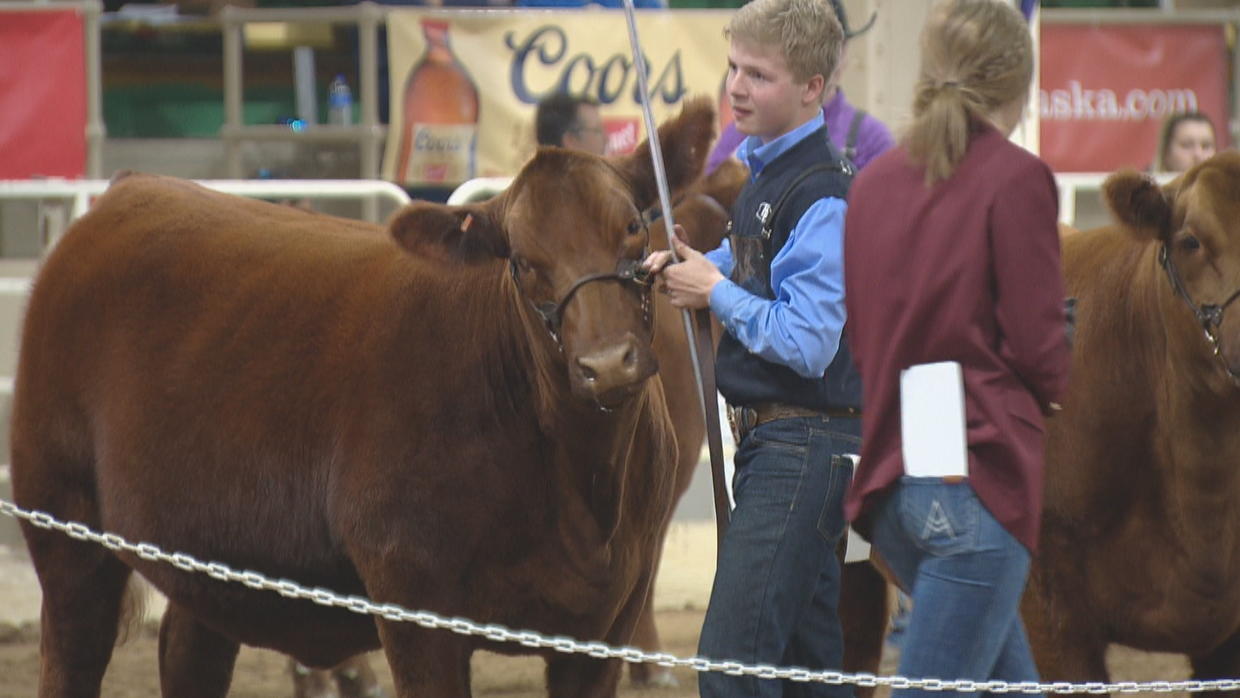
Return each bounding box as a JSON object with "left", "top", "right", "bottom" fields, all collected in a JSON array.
[{"left": 842, "top": 124, "right": 1070, "bottom": 551}]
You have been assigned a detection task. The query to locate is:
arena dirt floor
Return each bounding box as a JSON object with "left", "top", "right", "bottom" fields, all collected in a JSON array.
[
  {"left": 0, "top": 523, "right": 1194, "bottom": 697},
  {"left": 0, "top": 612, "right": 1194, "bottom": 697}
]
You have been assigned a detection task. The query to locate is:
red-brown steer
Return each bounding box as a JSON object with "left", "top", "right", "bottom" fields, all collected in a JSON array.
[
  {"left": 1026, "top": 153, "right": 1240, "bottom": 691},
  {"left": 11, "top": 100, "right": 718, "bottom": 698}
]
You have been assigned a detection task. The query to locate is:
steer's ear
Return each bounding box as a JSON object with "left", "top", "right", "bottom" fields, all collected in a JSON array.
[
  {"left": 616, "top": 96, "right": 716, "bottom": 210},
  {"left": 1103, "top": 170, "right": 1174, "bottom": 242},
  {"left": 388, "top": 201, "right": 509, "bottom": 264}
]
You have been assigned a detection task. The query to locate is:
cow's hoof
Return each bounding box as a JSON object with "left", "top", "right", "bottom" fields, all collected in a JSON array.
[{"left": 630, "top": 667, "right": 680, "bottom": 689}]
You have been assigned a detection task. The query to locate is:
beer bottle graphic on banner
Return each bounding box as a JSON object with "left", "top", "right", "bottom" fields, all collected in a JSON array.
[{"left": 395, "top": 18, "right": 480, "bottom": 184}]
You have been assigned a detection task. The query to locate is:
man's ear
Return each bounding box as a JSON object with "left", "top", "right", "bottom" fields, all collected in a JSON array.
[
  {"left": 388, "top": 199, "right": 508, "bottom": 263},
  {"left": 1102, "top": 170, "right": 1176, "bottom": 242},
  {"left": 804, "top": 74, "right": 826, "bottom": 106}
]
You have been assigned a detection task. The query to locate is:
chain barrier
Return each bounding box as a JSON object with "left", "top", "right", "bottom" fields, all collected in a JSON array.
[{"left": 2, "top": 496, "right": 1238, "bottom": 694}]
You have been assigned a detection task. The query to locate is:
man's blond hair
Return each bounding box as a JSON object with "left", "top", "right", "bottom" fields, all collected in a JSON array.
[{"left": 725, "top": 0, "right": 844, "bottom": 85}]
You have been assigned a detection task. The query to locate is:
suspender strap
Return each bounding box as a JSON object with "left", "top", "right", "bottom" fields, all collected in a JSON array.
[
  {"left": 845, "top": 110, "right": 866, "bottom": 162},
  {"left": 760, "top": 161, "right": 852, "bottom": 250}
]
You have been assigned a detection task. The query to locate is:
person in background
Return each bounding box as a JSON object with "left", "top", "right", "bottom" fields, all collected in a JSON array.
[
  {"left": 644, "top": 0, "right": 860, "bottom": 694},
  {"left": 842, "top": 1, "right": 1071, "bottom": 697},
  {"left": 534, "top": 92, "right": 609, "bottom": 156},
  {"left": 449, "top": 93, "right": 606, "bottom": 209},
  {"left": 705, "top": 0, "right": 892, "bottom": 173},
  {"left": 1153, "top": 111, "right": 1217, "bottom": 173}
]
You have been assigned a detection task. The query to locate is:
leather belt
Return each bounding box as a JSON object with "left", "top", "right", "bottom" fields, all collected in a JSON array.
[{"left": 727, "top": 402, "right": 860, "bottom": 443}]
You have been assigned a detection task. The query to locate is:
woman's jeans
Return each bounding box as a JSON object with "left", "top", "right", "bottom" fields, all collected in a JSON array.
[
  {"left": 868, "top": 478, "right": 1043, "bottom": 698},
  {"left": 698, "top": 415, "right": 859, "bottom": 698}
]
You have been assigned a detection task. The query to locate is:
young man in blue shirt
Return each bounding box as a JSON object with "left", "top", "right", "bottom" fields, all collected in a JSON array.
[
  {"left": 644, "top": 0, "right": 859, "bottom": 694},
  {"left": 705, "top": 0, "right": 894, "bottom": 174}
]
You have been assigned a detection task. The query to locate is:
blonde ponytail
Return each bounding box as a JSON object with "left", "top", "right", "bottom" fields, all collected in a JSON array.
[{"left": 904, "top": 0, "right": 1033, "bottom": 184}]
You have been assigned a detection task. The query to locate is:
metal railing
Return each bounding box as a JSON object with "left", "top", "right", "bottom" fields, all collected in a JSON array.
[{"left": 0, "top": 177, "right": 411, "bottom": 244}]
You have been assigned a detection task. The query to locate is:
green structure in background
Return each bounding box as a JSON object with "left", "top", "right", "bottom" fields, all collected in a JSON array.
[
  {"left": 102, "top": 6, "right": 358, "bottom": 138},
  {"left": 104, "top": 83, "right": 353, "bottom": 138},
  {"left": 100, "top": 0, "right": 1161, "bottom": 138}
]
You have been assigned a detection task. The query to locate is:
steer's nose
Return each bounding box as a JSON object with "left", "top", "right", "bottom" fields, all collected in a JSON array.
[
  {"left": 577, "top": 339, "right": 640, "bottom": 385},
  {"left": 575, "top": 336, "right": 644, "bottom": 394}
]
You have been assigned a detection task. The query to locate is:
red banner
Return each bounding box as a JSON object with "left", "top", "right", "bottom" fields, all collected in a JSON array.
[
  {"left": 0, "top": 10, "right": 88, "bottom": 179},
  {"left": 1039, "top": 23, "right": 1229, "bottom": 173}
]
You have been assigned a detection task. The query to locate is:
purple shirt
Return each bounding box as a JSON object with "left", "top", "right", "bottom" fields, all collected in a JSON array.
[{"left": 706, "top": 89, "right": 894, "bottom": 174}]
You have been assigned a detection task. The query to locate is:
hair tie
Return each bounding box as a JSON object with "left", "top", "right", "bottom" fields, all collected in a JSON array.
[{"left": 939, "top": 80, "right": 960, "bottom": 90}]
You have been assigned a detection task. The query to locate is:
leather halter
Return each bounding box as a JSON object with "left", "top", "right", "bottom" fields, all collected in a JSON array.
[
  {"left": 509, "top": 215, "right": 654, "bottom": 347},
  {"left": 1159, "top": 243, "right": 1240, "bottom": 383}
]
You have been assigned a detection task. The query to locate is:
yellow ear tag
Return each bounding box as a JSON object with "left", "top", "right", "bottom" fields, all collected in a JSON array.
[{"left": 460, "top": 213, "right": 474, "bottom": 233}]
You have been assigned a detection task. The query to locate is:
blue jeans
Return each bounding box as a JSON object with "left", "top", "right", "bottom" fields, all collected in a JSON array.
[
  {"left": 868, "top": 478, "right": 1042, "bottom": 698},
  {"left": 698, "top": 416, "right": 859, "bottom": 698}
]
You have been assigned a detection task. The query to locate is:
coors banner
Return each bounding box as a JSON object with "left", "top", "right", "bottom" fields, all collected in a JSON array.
[{"left": 384, "top": 9, "right": 732, "bottom": 187}]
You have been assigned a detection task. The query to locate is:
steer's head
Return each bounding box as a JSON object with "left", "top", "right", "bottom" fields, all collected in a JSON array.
[
  {"left": 1105, "top": 151, "right": 1240, "bottom": 384},
  {"left": 390, "top": 97, "right": 715, "bottom": 407}
]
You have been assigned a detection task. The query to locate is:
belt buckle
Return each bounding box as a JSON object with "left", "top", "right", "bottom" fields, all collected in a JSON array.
[{"left": 727, "top": 405, "right": 758, "bottom": 443}]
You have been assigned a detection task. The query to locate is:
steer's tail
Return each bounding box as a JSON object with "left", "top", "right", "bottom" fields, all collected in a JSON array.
[{"left": 115, "top": 576, "right": 150, "bottom": 646}]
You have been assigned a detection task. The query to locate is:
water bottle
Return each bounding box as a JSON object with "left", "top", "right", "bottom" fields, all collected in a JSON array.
[{"left": 328, "top": 74, "right": 353, "bottom": 126}]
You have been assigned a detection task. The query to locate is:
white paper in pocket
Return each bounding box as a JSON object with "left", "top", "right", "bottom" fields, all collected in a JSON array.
[
  {"left": 844, "top": 528, "right": 871, "bottom": 564},
  {"left": 899, "top": 361, "right": 968, "bottom": 478},
  {"left": 837, "top": 454, "right": 871, "bottom": 563}
]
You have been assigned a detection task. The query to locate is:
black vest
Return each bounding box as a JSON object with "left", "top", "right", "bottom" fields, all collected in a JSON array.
[{"left": 716, "top": 126, "right": 864, "bottom": 412}]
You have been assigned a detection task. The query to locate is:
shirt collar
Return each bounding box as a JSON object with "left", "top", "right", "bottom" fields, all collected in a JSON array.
[{"left": 737, "top": 112, "right": 827, "bottom": 179}]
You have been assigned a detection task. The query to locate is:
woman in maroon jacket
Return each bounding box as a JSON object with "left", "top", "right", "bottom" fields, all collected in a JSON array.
[{"left": 842, "top": 0, "right": 1070, "bottom": 694}]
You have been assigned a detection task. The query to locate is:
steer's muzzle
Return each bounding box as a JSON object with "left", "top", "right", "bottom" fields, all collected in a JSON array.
[{"left": 571, "top": 334, "right": 657, "bottom": 407}]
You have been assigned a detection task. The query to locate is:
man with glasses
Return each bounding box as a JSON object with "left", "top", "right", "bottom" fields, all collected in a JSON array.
[{"left": 535, "top": 92, "right": 608, "bottom": 156}]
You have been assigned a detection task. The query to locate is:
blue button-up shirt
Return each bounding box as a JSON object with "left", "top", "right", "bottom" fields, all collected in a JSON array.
[{"left": 705, "top": 114, "right": 847, "bottom": 379}]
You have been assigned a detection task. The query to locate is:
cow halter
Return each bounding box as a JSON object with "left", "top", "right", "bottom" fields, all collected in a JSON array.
[
  {"left": 508, "top": 215, "right": 654, "bottom": 348},
  {"left": 1159, "top": 243, "right": 1240, "bottom": 382}
]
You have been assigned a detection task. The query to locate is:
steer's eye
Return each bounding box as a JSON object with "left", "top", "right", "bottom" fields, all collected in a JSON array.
[
  {"left": 1178, "top": 235, "right": 1201, "bottom": 252},
  {"left": 626, "top": 220, "right": 643, "bottom": 236}
]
